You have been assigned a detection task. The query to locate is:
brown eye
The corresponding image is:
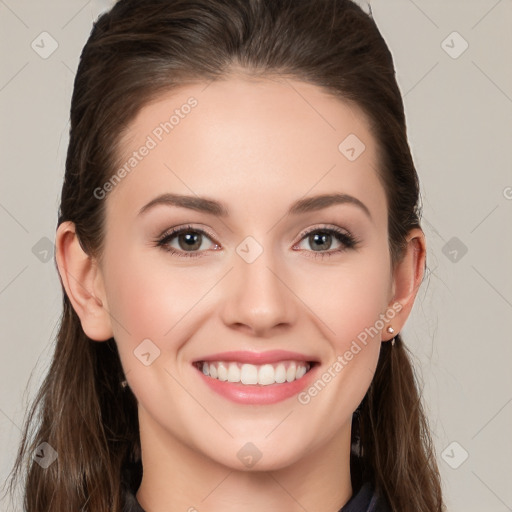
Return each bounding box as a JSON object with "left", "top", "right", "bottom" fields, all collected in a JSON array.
[
  {"left": 294, "top": 226, "right": 359, "bottom": 259},
  {"left": 176, "top": 231, "right": 203, "bottom": 251},
  {"left": 156, "top": 225, "right": 220, "bottom": 257},
  {"left": 308, "top": 232, "right": 335, "bottom": 251}
]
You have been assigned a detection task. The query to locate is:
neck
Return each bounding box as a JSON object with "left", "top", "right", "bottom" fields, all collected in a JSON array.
[{"left": 135, "top": 408, "right": 353, "bottom": 512}]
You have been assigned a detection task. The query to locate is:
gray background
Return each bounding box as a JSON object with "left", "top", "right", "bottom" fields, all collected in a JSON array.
[{"left": 1, "top": 0, "right": 511, "bottom": 510}]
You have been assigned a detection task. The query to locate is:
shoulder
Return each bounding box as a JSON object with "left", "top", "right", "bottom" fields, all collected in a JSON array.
[
  {"left": 123, "top": 490, "right": 146, "bottom": 512},
  {"left": 121, "top": 459, "right": 145, "bottom": 512},
  {"left": 340, "top": 480, "right": 392, "bottom": 512}
]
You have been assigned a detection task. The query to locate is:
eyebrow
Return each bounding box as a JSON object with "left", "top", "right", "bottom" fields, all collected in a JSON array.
[{"left": 138, "top": 192, "right": 372, "bottom": 220}]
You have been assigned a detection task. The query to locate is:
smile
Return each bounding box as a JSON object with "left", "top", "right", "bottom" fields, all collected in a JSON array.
[{"left": 195, "top": 360, "right": 312, "bottom": 386}]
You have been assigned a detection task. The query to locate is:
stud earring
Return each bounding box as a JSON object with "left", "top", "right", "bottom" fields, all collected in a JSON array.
[{"left": 386, "top": 326, "right": 396, "bottom": 346}]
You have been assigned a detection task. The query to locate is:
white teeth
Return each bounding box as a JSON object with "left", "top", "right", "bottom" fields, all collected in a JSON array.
[
  {"left": 217, "top": 362, "right": 228, "bottom": 381},
  {"left": 286, "top": 362, "right": 296, "bottom": 382},
  {"left": 274, "top": 363, "right": 287, "bottom": 383},
  {"left": 258, "top": 364, "right": 275, "bottom": 386},
  {"left": 240, "top": 364, "right": 258, "bottom": 384},
  {"left": 227, "top": 363, "right": 240, "bottom": 382},
  {"left": 199, "top": 360, "right": 311, "bottom": 385}
]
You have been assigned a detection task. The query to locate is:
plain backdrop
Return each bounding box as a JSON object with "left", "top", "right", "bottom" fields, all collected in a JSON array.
[{"left": 1, "top": 0, "right": 511, "bottom": 510}]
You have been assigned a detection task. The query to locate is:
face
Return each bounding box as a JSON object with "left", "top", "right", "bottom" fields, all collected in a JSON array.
[{"left": 97, "top": 76, "right": 396, "bottom": 471}]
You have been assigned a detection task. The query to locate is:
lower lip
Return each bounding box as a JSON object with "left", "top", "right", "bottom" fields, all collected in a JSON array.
[{"left": 194, "top": 364, "right": 318, "bottom": 405}]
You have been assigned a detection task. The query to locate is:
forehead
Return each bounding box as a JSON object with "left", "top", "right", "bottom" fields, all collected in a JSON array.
[{"left": 106, "top": 76, "right": 387, "bottom": 225}]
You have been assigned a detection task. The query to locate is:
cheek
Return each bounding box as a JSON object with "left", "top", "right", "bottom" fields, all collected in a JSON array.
[
  {"left": 297, "top": 251, "right": 392, "bottom": 346},
  {"left": 102, "top": 248, "right": 196, "bottom": 351},
  {"left": 294, "top": 254, "right": 391, "bottom": 421},
  {"left": 102, "top": 250, "right": 198, "bottom": 413}
]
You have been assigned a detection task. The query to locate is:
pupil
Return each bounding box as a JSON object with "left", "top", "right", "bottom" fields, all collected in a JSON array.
[
  {"left": 311, "top": 232, "right": 331, "bottom": 251},
  {"left": 179, "top": 233, "right": 201, "bottom": 251}
]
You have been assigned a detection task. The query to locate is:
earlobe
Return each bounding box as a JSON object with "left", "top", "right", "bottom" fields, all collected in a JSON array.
[
  {"left": 384, "top": 228, "right": 426, "bottom": 341},
  {"left": 55, "top": 221, "right": 114, "bottom": 341}
]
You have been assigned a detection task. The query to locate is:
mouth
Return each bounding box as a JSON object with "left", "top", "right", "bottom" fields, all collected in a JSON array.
[
  {"left": 191, "top": 350, "right": 320, "bottom": 404},
  {"left": 192, "top": 360, "right": 316, "bottom": 386}
]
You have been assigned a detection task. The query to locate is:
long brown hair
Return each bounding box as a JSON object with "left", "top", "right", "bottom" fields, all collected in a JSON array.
[{"left": 4, "top": 0, "right": 444, "bottom": 510}]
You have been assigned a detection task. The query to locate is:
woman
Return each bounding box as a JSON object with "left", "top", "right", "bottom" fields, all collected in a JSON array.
[{"left": 6, "top": 0, "right": 444, "bottom": 510}]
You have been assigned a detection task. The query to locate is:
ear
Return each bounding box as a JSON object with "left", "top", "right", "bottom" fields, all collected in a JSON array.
[
  {"left": 383, "top": 228, "right": 426, "bottom": 342},
  {"left": 55, "top": 221, "right": 114, "bottom": 341}
]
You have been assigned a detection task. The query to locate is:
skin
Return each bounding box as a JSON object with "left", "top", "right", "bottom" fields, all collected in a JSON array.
[{"left": 55, "top": 75, "right": 426, "bottom": 512}]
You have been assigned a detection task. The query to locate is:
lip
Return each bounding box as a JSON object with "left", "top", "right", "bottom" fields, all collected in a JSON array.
[
  {"left": 192, "top": 351, "right": 320, "bottom": 405},
  {"left": 193, "top": 350, "right": 318, "bottom": 365}
]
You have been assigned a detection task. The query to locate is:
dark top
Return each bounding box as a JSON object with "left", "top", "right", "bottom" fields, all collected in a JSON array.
[{"left": 121, "top": 460, "right": 391, "bottom": 512}]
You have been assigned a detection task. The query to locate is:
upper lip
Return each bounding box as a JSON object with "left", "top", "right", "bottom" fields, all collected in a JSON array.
[{"left": 193, "top": 350, "right": 319, "bottom": 365}]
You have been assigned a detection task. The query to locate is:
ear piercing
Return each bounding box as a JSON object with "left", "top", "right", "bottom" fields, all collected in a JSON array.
[{"left": 386, "top": 326, "right": 396, "bottom": 346}]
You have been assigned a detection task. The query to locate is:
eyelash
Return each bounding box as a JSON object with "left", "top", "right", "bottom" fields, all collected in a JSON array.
[{"left": 155, "top": 224, "right": 360, "bottom": 260}]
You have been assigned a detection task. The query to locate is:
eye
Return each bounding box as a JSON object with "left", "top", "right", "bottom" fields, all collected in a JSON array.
[
  {"left": 155, "top": 225, "right": 220, "bottom": 258},
  {"left": 155, "top": 224, "right": 360, "bottom": 259},
  {"left": 293, "top": 226, "right": 359, "bottom": 259}
]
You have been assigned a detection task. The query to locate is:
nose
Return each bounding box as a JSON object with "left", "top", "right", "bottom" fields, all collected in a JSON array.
[{"left": 219, "top": 247, "right": 296, "bottom": 337}]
